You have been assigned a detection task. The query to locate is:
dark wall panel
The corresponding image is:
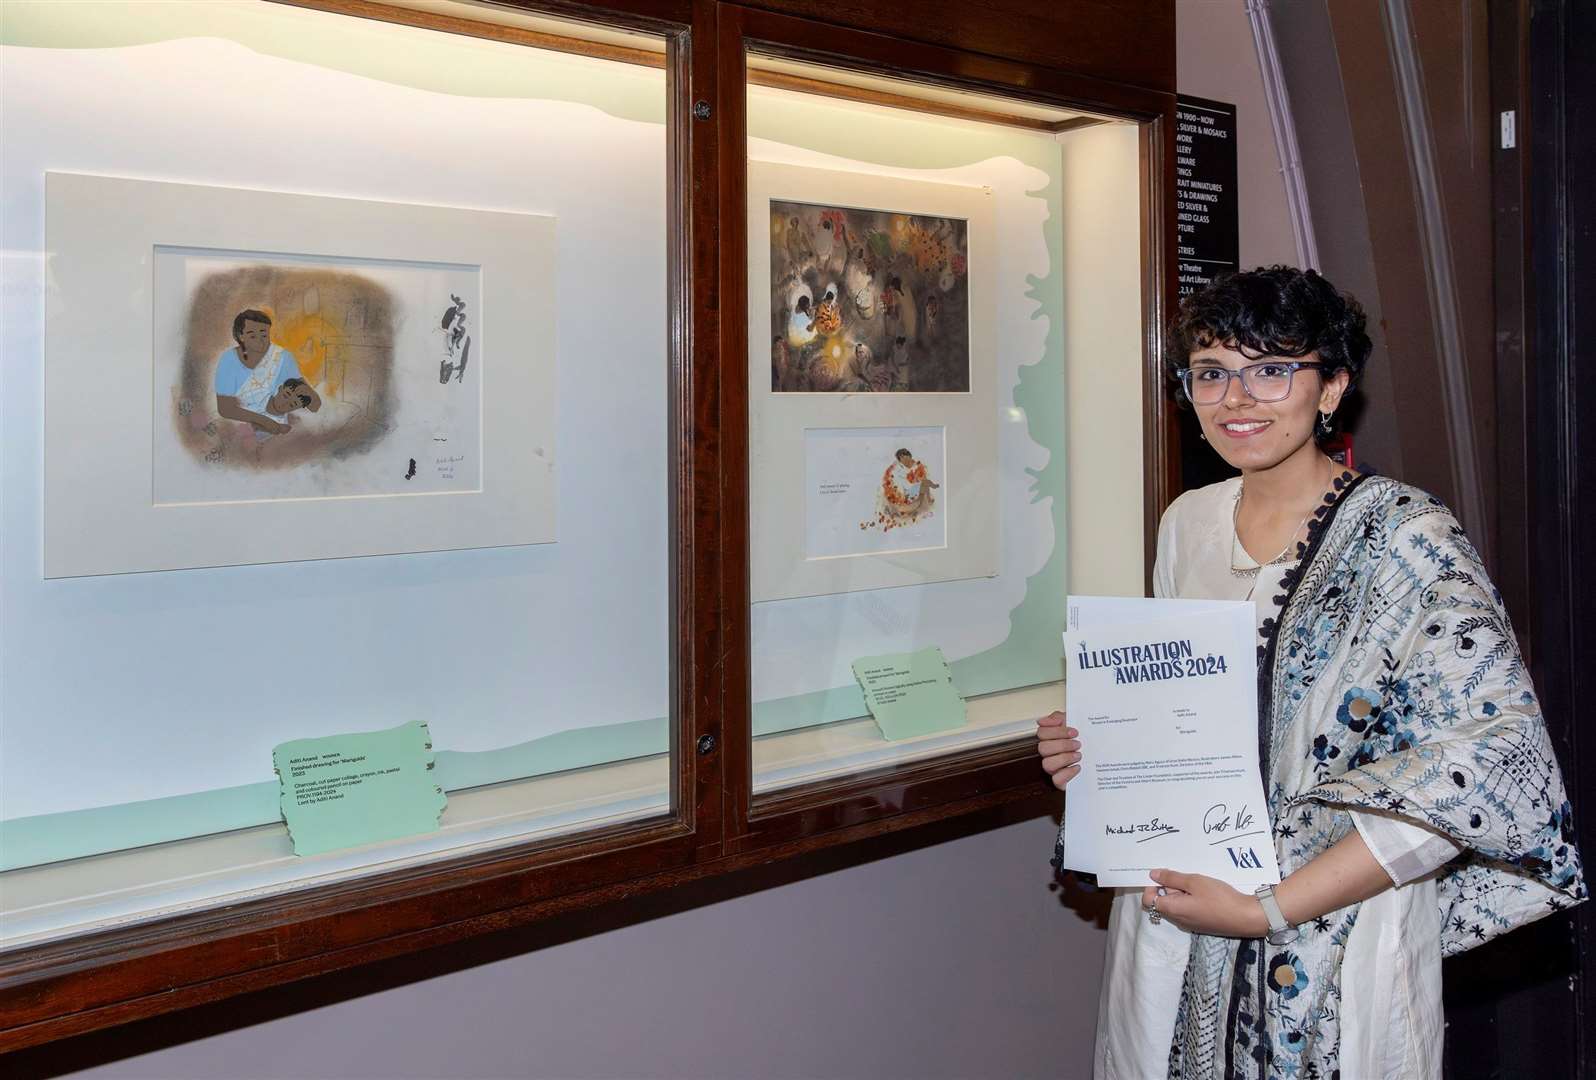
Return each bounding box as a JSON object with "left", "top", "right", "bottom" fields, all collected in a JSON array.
[{"left": 737, "top": 0, "right": 1175, "bottom": 93}]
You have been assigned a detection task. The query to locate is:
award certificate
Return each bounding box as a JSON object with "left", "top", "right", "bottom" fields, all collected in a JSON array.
[{"left": 1059, "top": 595, "right": 1282, "bottom": 888}]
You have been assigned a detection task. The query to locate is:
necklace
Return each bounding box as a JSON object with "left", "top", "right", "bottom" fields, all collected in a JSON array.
[{"left": 1229, "top": 466, "right": 1330, "bottom": 577}]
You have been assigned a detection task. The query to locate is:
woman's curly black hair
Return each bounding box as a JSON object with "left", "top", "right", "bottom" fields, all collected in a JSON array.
[{"left": 1166, "top": 266, "right": 1372, "bottom": 440}]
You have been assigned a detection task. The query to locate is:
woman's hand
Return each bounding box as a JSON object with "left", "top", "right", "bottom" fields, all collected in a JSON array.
[
  {"left": 1140, "top": 869, "right": 1268, "bottom": 938},
  {"left": 1036, "top": 710, "right": 1080, "bottom": 789}
]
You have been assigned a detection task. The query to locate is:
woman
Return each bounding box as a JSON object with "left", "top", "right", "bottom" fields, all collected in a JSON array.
[{"left": 1037, "top": 267, "right": 1584, "bottom": 1079}]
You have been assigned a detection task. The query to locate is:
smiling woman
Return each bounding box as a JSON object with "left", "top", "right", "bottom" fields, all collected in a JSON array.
[
  {"left": 1037, "top": 266, "right": 1583, "bottom": 1079},
  {"left": 1170, "top": 267, "right": 1364, "bottom": 566}
]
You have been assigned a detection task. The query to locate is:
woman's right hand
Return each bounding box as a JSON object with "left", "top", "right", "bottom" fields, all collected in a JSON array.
[{"left": 1036, "top": 710, "right": 1081, "bottom": 789}]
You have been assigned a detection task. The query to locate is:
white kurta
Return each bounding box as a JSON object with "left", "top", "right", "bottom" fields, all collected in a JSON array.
[{"left": 1092, "top": 477, "right": 1455, "bottom": 1080}]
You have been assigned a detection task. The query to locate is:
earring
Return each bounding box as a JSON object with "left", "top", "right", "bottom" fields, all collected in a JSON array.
[
  {"left": 1199, "top": 430, "right": 1207, "bottom": 442},
  {"left": 1317, "top": 410, "right": 1334, "bottom": 436}
]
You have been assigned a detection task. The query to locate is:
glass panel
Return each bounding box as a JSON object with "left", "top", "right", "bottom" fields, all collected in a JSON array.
[
  {"left": 0, "top": 0, "right": 675, "bottom": 947},
  {"left": 746, "top": 54, "right": 1148, "bottom": 793}
]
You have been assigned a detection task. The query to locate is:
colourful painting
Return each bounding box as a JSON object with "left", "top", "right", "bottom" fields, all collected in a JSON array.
[
  {"left": 154, "top": 249, "right": 482, "bottom": 505},
  {"left": 770, "top": 200, "right": 970, "bottom": 393}
]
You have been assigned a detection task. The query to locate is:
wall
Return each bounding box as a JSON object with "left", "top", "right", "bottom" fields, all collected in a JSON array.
[
  {"left": 33, "top": 816, "right": 1108, "bottom": 1080},
  {"left": 1176, "top": 0, "right": 1298, "bottom": 270},
  {"left": 1261, "top": 0, "right": 1406, "bottom": 480},
  {"left": 1170, "top": 0, "right": 1307, "bottom": 491},
  {"left": 1266, "top": 0, "right": 1498, "bottom": 553}
]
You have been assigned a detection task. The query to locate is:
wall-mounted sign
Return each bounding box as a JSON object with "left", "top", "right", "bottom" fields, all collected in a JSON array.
[{"left": 1175, "top": 95, "right": 1239, "bottom": 297}]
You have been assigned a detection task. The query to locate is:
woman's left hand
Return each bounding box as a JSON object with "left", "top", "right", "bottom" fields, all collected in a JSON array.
[{"left": 1142, "top": 869, "right": 1269, "bottom": 938}]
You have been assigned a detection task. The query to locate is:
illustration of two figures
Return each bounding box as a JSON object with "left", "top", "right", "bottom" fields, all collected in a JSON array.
[
  {"left": 171, "top": 260, "right": 407, "bottom": 486},
  {"left": 209, "top": 293, "right": 467, "bottom": 463},
  {"left": 213, "top": 308, "right": 322, "bottom": 437},
  {"left": 862, "top": 448, "right": 939, "bottom": 533}
]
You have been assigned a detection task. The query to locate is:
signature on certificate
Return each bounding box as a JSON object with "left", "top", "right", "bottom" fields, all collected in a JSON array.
[
  {"left": 1203, "top": 803, "right": 1268, "bottom": 845},
  {"left": 1106, "top": 818, "right": 1182, "bottom": 843}
]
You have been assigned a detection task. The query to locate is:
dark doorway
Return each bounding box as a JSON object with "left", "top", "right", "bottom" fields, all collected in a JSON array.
[{"left": 1442, "top": 2, "right": 1593, "bottom": 1076}]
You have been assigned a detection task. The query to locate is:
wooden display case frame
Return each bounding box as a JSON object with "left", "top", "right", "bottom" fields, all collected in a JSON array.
[
  {"left": 716, "top": 3, "right": 1179, "bottom": 854},
  {"left": 0, "top": 0, "right": 1177, "bottom": 1052}
]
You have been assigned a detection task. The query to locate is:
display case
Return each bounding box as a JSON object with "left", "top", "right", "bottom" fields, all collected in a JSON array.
[
  {"left": 0, "top": 0, "right": 711, "bottom": 1044},
  {"left": 716, "top": 7, "right": 1178, "bottom": 847},
  {"left": 0, "top": 0, "right": 1175, "bottom": 1049},
  {"left": 736, "top": 52, "right": 1145, "bottom": 792}
]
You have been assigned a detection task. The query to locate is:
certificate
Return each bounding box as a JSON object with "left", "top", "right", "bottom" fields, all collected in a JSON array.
[{"left": 1059, "top": 596, "right": 1282, "bottom": 888}]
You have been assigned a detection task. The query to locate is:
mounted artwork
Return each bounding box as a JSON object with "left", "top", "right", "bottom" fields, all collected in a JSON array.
[
  {"left": 804, "top": 426, "right": 946, "bottom": 559},
  {"left": 44, "top": 172, "right": 557, "bottom": 577},
  {"left": 155, "top": 250, "right": 482, "bottom": 505},
  {"left": 746, "top": 161, "right": 1000, "bottom": 602},
  {"left": 769, "top": 201, "right": 970, "bottom": 394}
]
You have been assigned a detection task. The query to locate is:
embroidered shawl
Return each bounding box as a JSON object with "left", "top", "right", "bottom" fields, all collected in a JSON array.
[{"left": 1167, "top": 474, "right": 1585, "bottom": 1079}]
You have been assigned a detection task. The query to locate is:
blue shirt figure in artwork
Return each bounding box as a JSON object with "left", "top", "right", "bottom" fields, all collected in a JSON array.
[{"left": 213, "top": 308, "right": 321, "bottom": 435}]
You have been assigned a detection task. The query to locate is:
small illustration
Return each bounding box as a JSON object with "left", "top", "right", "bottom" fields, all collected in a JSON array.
[
  {"left": 862, "top": 448, "right": 940, "bottom": 532},
  {"left": 804, "top": 426, "right": 946, "bottom": 560},
  {"left": 405, "top": 458, "right": 417, "bottom": 480}
]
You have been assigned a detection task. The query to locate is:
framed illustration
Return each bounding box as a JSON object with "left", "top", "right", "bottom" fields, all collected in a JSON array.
[
  {"left": 770, "top": 201, "right": 970, "bottom": 393},
  {"left": 804, "top": 426, "right": 946, "bottom": 557},
  {"left": 44, "top": 172, "right": 557, "bottom": 577},
  {"left": 747, "top": 161, "right": 999, "bottom": 601},
  {"left": 153, "top": 248, "right": 482, "bottom": 504}
]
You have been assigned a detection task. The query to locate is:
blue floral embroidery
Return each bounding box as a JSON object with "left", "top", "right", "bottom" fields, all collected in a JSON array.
[
  {"left": 1277, "top": 1028, "right": 1307, "bottom": 1069},
  {"left": 1267, "top": 953, "right": 1309, "bottom": 1000},
  {"left": 1334, "top": 687, "right": 1381, "bottom": 734}
]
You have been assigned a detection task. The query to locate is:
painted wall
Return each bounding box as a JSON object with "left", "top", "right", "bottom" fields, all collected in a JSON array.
[
  {"left": 1262, "top": 0, "right": 1407, "bottom": 482},
  {"left": 1176, "top": 0, "right": 1299, "bottom": 270},
  {"left": 40, "top": 816, "right": 1108, "bottom": 1080},
  {"left": 1276, "top": 0, "right": 1498, "bottom": 553}
]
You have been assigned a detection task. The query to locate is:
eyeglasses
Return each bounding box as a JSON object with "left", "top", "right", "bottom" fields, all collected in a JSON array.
[{"left": 1176, "top": 361, "right": 1326, "bottom": 405}]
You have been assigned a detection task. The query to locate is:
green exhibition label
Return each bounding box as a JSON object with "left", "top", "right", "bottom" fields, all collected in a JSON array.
[
  {"left": 272, "top": 721, "right": 447, "bottom": 856},
  {"left": 851, "top": 646, "right": 967, "bottom": 741}
]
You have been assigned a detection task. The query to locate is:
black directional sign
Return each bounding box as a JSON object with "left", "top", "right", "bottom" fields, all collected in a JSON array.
[{"left": 1175, "top": 95, "right": 1239, "bottom": 297}]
